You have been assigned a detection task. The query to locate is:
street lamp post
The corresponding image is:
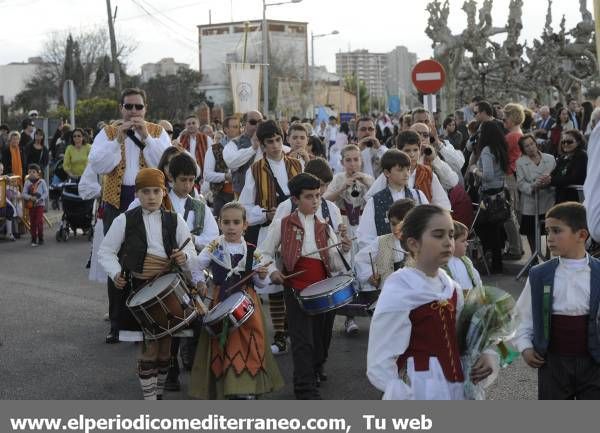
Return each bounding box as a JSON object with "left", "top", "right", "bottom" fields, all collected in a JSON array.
[
  {"left": 262, "top": 0, "right": 303, "bottom": 117},
  {"left": 310, "top": 30, "right": 339, "bottom": 119}
]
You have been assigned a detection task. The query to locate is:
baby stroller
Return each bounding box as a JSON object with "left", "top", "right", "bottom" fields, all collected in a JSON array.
[
  {"left": 49, "top": 158, "right": 68, "bottom": 210},
  {"left": 56, "top": 181, "right": 94, "bottom": 242}
]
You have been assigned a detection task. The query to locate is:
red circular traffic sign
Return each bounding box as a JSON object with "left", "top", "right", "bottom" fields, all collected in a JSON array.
[{"left": 411, "top": 60, "right": 446, "bottom": 94}]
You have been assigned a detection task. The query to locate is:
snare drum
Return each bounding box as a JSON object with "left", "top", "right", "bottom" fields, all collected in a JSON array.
[
  {"left": 295, "top": 275, "right": 356, "bottom": 315},
  {"left": 203, "top": 291, "right": 255, "bottom": 337},
  {"left": 126, "top": 273, "right": 205, "bottom": 340}
]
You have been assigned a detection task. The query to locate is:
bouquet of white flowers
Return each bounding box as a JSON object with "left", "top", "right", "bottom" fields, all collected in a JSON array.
[{"left": 457, "top": 285, "right": 518, "bottom": 399}]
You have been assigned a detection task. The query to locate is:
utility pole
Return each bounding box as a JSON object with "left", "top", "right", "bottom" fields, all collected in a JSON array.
[{"left": 106, "top": 0, "right": 122, "bottom": 93}]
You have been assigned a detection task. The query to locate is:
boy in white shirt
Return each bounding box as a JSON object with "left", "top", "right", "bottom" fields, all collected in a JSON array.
[
  {"left": 445, "top": 220, "right": 482, "bottom": 293},
  {"left": 512, "top": 202, "right": 600, "bottom": 399}
]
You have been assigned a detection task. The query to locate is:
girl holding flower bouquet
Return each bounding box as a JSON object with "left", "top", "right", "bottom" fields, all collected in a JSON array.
[{"left": 367, "top": 204, "right": 497, "bottom": 400}]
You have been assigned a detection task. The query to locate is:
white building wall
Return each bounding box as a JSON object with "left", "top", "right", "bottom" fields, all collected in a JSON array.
[{"left": 0, "top": 63, "right": 39, "bottom": 104}]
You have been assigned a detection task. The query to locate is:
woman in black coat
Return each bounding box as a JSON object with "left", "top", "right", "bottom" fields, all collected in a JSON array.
[{"left": 539, "top": 129, "right": 587, "bottom": 204}]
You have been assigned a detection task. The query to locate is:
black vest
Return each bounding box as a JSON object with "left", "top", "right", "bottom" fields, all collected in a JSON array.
[
  {"left": 119, "top": 207, "right": 178, "bottom": 274},
  {"left": 373, "top": 187, "right": 419, "bottom": 236}
]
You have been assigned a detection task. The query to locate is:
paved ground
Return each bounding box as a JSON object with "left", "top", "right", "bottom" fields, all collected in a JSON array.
[{"left": 0, "top": 210, "right": 537, "bottom": 400}]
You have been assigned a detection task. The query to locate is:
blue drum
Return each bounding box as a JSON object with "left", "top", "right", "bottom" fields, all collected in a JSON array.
[{"left": 295, "top": 275, "right": 357, "bottom": 315}]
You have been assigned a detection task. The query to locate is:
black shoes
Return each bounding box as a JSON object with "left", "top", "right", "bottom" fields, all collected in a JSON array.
[{"left": 105, "top": 329, "right": 119, "bottom": 344}]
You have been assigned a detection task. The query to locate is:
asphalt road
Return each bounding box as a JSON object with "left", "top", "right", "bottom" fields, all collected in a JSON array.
[{"left": 0, "top": 227, "right": 537, "bottom": 400}]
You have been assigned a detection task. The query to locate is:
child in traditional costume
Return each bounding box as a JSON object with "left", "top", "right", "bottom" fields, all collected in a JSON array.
[
  {"left": 512, "top": 202, "right": 600, "bottom": 399},
  {"left": 189, "top": 202, "right": 284, "bottom": 399},
  {"left": 445, "top": 220, "right": 482, "bottom": 294},
  {"left": 98, "top": 168, "right": 197, "bottom": 400},
  {"left": 259, "top": 173, "right": 352, "bottom": 399},
  {"left": 367, "top": 204, "right": 496, "bottom": 400},
  {"left": 355, "top": 199, "right": 415, "bottom": 291},
  {"left": 239, "top": 120, "right": 302, "bottom": 354}
]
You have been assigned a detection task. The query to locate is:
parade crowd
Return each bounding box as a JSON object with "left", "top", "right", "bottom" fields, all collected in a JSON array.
[{"left": 1, "top": 88, "right": 599, "bottom": 401}]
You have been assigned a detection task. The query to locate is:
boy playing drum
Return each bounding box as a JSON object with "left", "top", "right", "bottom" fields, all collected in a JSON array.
[{"left": 98, "top": 168, "right": 197, "bottom": 400}]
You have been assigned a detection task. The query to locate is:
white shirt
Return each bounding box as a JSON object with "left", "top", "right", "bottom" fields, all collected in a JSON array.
[
  {"left": 361, "top": 146, "right": 388, "bottom": 178},
  {"left": 223, "top": 136, "right": 258, "bottom": 170},
  {"left": 355, "top": 237, "right": 405, "bottom": 291},
  {"left": 366, "top": 170, "right": 451, "bottom": 210},
  {"left": 512, "top": 256, "right": 591, "bottom": 353},
  {"left": 356, "top": 186, "right": 429, "bottom": 250},
  {"left": 239, "top": 157, "right": 291, "bottom": 226},
  {"left": 258, "top": 210, "right": 350, "bottom": 276},
  {"left": 204, "top": 145, "right": 230, "bottom": 184},
  {"left": 272, "top": 197, "right": 342, "bottom": 232},
  {"left": 88, "top": 126, "right": 170, "bottom": 185},
  {"left": 98, "top": 208, "right": 197, "bottom": 281},
  {"left": 78, "top": 163, "right": 101, "bottom": 200},
  {"left": 167, "top": 190, "right": 219, "bottom": 250},
  {"left": 446, "top": 256, "right": 482, "bottom": 292},
  {"left": 584, "top": 122, "right": 600, "bottom": 241},
  {"left": 193, "top": 239, "right": 269, "bottom": 289}
]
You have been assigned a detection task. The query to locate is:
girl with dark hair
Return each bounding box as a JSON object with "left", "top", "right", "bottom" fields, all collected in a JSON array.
[
  {"left": 367, "top": 204, "right": 496, "bottom": 400},
  {"left": 471, "top": 121, "right": 509, "bottom": 273},
  {"left": 25, "top": 128, "right": 49, "bottom": 175}
]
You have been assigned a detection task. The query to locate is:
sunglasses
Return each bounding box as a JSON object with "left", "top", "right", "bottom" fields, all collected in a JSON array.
[
  {"left": 561, "top": 139, "right": 575, "bottom": 145},
  {"left": 72, "top": 134, "right": 83, "bottom": 138},
  {"left": 359, "top": 126, "right": 375, "bottom": 132},
  {"left": 123, "top": 103, "right": 145, "bottom": 110},
  {"left": 417, "top": 131, "right": 430, "bottom": 138},
  {"left": 247, "top": 119, "right": 261, "bottom": 125}
]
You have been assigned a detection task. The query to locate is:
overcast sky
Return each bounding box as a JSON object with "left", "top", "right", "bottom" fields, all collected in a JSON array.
[{"left": 0, "top": 0, "right": 589, "bottom": 75}]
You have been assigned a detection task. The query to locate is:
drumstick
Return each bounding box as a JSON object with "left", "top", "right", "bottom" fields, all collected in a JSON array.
[
  {"left": 368, "top": 252, "right": 376, "bottom": 276},
  {"left": 223, "top": 261, "right": 274, "bottom": 296},
  {"left": 283, "top": 270, "right": 306, "bottom": 280},
  {"left": 301, "top": 237, "right": 357, "bottom": 258},
  {"left": 175, "top": 237, "right": 192, "bottom": 252}
]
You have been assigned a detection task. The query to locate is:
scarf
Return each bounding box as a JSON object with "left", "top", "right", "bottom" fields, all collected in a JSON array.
[
  {"left": 135, "top": 168, "right": 173, "bottom": 211},
  {"left": 414, "top": 164, "right": 433, "bottom": 202},
  {"left": 206, "top": 236, "right": 261, "bottom": 280},
  {"left": 10, "top": 145, "right": 23, "bottom": 178},
  {"left": 179, "top": 132, "right": 208, "bottom": 173}
]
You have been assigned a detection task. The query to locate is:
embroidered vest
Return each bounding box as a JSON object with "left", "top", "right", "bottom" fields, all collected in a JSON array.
[
  {"left": 101, "top": 122, "right": 162, "bottom": 209},
  {"left": 376, "top": 233, "right": 404, "bottom": 285},
  {"left": 414, "top": 164, "right": 433, "bottom": 202},
  {"left": 251, "top": 156, "right": 302, "bottom": 210},
  {"left": 183, "top": 196, "right": 206, "bottom": 235},
  {"left": 281, "top": 211, "right": 331, "bottom": 275},
  {"left": 231, "top": 135, "right": 254, "bottom": 193},
  {"left": 209, "top": 142, "right": 233, "bottom": 194},
  {"left": 373, "top": 186, "right": 420, "bottom": 236},
  {"left": 119, "top": 207, "right": 178, "bottom": 274},
  {"left": 179, "top": 132, "right": 208, "bottom": 175},
  {"left": 529, "top": 258, "right": 600, "bottom": 362},
  {"left": 397, "top": 289, "right": 464, "bottom": 382}
]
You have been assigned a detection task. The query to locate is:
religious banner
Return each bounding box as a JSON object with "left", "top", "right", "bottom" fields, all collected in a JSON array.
[{"left": 229, "top": 63, "right": 261, "bottom": 114}]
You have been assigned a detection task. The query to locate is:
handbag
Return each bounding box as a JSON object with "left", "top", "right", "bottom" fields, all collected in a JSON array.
[{"left": 478, "top": 187, "right": 510, "bottom": 225}]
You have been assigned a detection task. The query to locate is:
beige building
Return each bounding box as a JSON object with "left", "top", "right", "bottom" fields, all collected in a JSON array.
[
  {"left": 197, "top": 19, "right": 309, "bottom": 106},
  {"left": 140, "top": 58, "right": 189, "bottom": 83},
  {"left": 0, "top": 57, "right": 44, "bottom": 104}
]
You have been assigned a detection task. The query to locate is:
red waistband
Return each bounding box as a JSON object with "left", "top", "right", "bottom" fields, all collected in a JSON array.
[
  {"left": 286, "top": 257, "right": 328, "bottom": 291},
  {"left": 549, "top": 314, "right": 588, "bottom": 356}
]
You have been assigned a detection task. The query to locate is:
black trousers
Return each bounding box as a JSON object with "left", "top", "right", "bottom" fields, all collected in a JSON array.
[
  {"left": 283, "top": 286, "right": 335, "bottom": 399},
  {"left": 538, "top": 352, "right": 600, "bottom": 399},
  {"left": 103, "top": 203, "right": 126, "bottom": 332}
]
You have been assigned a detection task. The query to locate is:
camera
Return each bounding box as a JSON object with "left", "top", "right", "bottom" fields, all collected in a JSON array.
[
  {"left": 423, "top": 147, "right": 433, "bottom": 156},
  {"left": 350, "top": 181, "right": 360, "bottom": 197},
  {"left": 365, "top": 140, "right": 374, "bottom": 148}
]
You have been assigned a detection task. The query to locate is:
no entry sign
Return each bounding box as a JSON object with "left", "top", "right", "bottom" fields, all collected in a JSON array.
[{"left": 412, "top": 60, "right": 446, "bottom": 94}]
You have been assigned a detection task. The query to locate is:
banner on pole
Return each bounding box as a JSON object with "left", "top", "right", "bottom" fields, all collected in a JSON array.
[{"left": 229, "top": 63, "right": 261, "bottom": 114}]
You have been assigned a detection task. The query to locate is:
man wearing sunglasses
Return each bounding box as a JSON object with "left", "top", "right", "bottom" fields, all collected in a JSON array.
[
  {"left": 88, "top": 87, "right": 171, "bottom": 344},
  {"left": 223, "top": 110, "right": 264, "bottom": 197}
]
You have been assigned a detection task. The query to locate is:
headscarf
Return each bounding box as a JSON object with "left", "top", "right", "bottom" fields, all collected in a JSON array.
[{"left": 135, "top": 168, "right": 173, "bottom": 211}]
